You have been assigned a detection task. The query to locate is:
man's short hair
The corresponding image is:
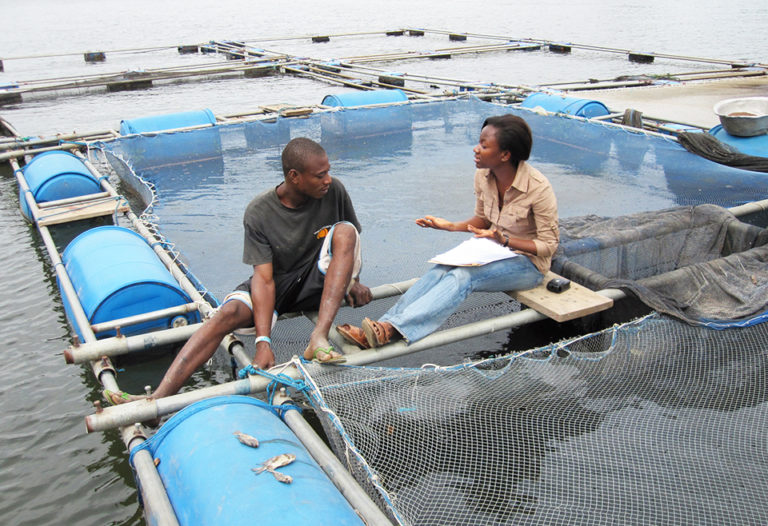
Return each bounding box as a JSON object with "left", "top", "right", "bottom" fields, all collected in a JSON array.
[{"left": 282, "top": 137, "right": 327, "bottom": 176}]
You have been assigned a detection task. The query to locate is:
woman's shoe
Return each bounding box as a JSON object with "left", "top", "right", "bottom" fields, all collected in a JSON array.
[
  {"left": 361, "top": 318, "right": 399, "bottom": 348},
  {"left": 336, "top": 324, "right": 371, "bottom": 349}
]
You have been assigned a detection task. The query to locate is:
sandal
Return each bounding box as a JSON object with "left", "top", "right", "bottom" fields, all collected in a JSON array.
[
  {"left": 305, "top": 345, "right": 346, "bottom": 364},
  {"left": 336, "top": 324, "right": 371, "bottom": 349},
  {"left": 361, "top": 318, "right": 398, "bottom": 348},
  {"left": 103, "top": 389, "right": 145, "bottom": 406}
]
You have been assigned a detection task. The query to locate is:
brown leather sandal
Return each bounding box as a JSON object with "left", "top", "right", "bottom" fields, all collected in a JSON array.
[
  {"left": 336, "top": 324, "right": 370, "bottom": 349},
  {"left": 361, "top": 318, "right": 398, "bottom": 348}
]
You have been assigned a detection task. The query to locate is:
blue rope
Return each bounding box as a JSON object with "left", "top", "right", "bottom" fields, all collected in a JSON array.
[{"left": 237, "top": 364, "right": 308, "bottom": 406}]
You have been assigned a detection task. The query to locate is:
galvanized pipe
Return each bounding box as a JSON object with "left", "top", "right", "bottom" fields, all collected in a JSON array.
[
  {"left": 273, "top": 391, "right": 394, "bottom": 526},
  {"left": 121, "top": 425, "right": 180, "bottom": 526},
  {"left": 37, "top": 191, "right": 112, "bottom": 208},
  {"left": 12, "top": 158, "right": 97, "bottom": 343},
  {"left": 12, "top": 158, "right": 124, "bottom": 397},
  {"left": 129, "top": 448, "right": 180, "bottom": 526},
  {"left": 85, "top": 288, "right": 626, "bottom": 431},
  {"left": 65, "top": 323, "right": 202, "bottom": 363},
  {"left": 0, "top": 129, "right": 116, "bottom": 152},
  {"left": 729, "top": 198, "right": 768, "bottom": 218},
  {"left": 89, "top": 302, "right": 201, "bottom": 334},
  {"left": 0, "top": 142, "right": 82, "bottom": 162},
  {"left": 72, "top": 279, "right": 420, "bottom": 364}
]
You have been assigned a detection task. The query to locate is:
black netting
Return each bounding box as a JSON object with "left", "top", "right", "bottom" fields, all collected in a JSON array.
[
  {"left": 678, "top": 131, "right": 768, "bottom": 173},
  {"left": 553, "top": 205, "right": 768, "bottom": 327}
]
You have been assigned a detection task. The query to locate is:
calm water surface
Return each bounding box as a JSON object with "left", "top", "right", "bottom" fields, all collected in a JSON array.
[{"left": 0, "top": 0, "right": 766, "bottom": 524}]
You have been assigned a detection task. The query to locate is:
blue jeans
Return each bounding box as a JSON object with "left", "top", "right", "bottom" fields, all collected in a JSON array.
[{"left": 380, "top": 256, "right": 543, "bottom": 343}]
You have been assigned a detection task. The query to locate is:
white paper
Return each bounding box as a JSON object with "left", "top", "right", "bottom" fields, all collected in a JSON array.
[{"left": 429, "top": 236, "right": 519, "bottom": 266}]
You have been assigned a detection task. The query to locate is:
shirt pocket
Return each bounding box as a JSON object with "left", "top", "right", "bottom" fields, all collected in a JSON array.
[
  {"left": 499, "top": 205, "right": 531, "bottom": 232},
  {"left": 482, "top": 199, "right": 498, "bottom": 223}
]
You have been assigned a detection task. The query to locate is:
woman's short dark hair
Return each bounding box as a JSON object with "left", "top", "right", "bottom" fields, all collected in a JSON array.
[{"left": 482, "top": 114, "right": 533, "bottom": 164}]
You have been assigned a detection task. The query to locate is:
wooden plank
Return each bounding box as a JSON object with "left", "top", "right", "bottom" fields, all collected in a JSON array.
[
  {"left": 260, "top": 103, "right": 314, "bottom": 117},
  {"left": 509, "top": 271, "right": 613, "bottom": 323},
  {"left": 37, "top": 198, "right": 130, "bottom": 226}
]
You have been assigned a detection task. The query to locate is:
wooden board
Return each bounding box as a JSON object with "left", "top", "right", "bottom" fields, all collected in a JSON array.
[
  {"left": 260, "top": 103, "right": 314, "bottom": 117},
  {"left": 508, "top": 271, "right": 613, "bottom": 323},
  {"left": 37, "top": 198, "right": 130, "bottom": 226}
]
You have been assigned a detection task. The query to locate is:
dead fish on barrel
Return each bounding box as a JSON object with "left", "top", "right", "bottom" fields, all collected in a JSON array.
[
  {"left": 252, "top": 453, "right": 296, "bottom": 484},
  {"left": 233, "top": 431, "right": 260, "bottom": 448}
]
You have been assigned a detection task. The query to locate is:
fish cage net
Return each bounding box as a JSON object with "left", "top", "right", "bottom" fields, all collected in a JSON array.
[
  {"left": 554, "top": 204, "right": 768, "bottom": 327},
  {"left": 299, "top": 313, "right": 768, "bottom": 525}
]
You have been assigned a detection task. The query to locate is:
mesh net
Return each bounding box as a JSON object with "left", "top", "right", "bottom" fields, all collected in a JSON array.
[
  {"left": 553, "top": 204, "right": 768, "bottom": 327},
  {"left": 299, "top": 314, "right": 768, "bottom": 525}
]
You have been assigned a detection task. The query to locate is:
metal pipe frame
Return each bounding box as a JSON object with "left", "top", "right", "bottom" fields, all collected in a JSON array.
[
  {"left": 68, "top": 279, "right": 419, "bottom": 364},
  {"left": 730, "top": 198, "right": 768, "bottom": 218},
  {"left": 85, "top": 288, "right": 626, "bottom": 432},
  {"left": 88, "top": 302, "right": 201, "bottom": 334},
  {"left": 65, "top": 323, "right": 201, "bottom": 364},
  {"left": 36, "top": 191, "right": 112, "bottom": 208},
  {"left": 121, "top": 425, "right": 180, "bottom": 526},
  {"left": 273, "top": 391, "right": 394, "bottom": 526},
  {"left": 12, "top": 157, "right": 184, "bottom": 520}
]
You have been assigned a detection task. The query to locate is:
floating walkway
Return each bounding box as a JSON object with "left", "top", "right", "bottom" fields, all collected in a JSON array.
[
  {"left": 2, "top": 28, "right": 765, "bottom": 107},
  {"left": 3, "top": 30, "right": 768, "bottom": 525}
]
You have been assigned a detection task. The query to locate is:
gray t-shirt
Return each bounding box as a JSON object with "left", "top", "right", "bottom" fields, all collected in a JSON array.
[{"left": 242, "top": 177, "right": 360, "bottom": 280}]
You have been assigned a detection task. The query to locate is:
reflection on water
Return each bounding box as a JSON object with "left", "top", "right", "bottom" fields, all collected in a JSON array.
[{"left": 103, "top": 97, "right": 768, "bottom": 303}]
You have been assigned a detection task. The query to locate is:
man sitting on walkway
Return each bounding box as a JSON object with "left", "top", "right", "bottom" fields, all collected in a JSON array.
[{"left": 105, "top": 137, "right": 371, "bottom": 404}]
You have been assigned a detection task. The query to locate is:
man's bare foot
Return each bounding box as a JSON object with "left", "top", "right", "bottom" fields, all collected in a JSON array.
[
  {"left": 103, "top": 389, "right": 148, "bottom": 406},
  {"left": 303, "top": 336, "right": 345, "bottom": 363}
]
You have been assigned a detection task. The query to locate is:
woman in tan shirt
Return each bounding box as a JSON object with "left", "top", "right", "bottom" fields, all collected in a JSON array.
[{"left": 338, "top": 114, "right": 559, "bottom": 348}]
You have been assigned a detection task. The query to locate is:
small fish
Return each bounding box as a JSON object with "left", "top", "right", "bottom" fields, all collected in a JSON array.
[
  {"left": 252, "top": 453, "right": 296, "bottom": 475},
  {"left": 233, "top": 431, "right": 260, "bottom": 448},
  {"left": 267, "top": 468, "right": 293, "bottom": 484}
]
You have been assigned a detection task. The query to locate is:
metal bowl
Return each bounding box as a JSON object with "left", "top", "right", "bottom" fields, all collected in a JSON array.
[{"left": 713, "top": 97, "right": 768, "bottom": 137}]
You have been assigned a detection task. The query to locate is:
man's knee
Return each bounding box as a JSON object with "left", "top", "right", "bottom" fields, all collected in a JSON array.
[
  {"left": 330, "top": 222, "right": 358, "bottom": 249},
  {"left": 210, "top": 300, "right": 252, "bottom": 332}
]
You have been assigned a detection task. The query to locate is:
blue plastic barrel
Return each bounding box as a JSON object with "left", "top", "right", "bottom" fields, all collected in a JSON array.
[
  {"left": 130, "top": 396, "right": 364, "bottom": 526},
  {"left": 520, "top": 92, "right": 610, "bottom": 118},
  {"left": 321, "top": 90, "right": 412, "bottom": 139},
  {"left": 244, "top": 117, "right": 291, "bottom": 149},
  {"left": 60, "top": 226, "right": 199, "bottom": 339},
  {"left": 322, "top": 89, "right": 408, "bottom": 108},
  {"left": 117, "top": 109, "right": 222, "bottom": 171},
  {"left": 19, "top": 150, "right": 101, "bottom": 221},
  {"left": 120, "top": 109, "right": 217, "bottom": 135},
  {"left": 709, "top": 124, "right": 768, "bottom": 158}
]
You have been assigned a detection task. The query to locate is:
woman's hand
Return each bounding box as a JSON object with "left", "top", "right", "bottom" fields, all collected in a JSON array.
[
  {"left": 416, "top": 215, "right": 453, "bottom": 231},
  {"left": 468, "top": 224, "right": 505, "bottom": 245}
]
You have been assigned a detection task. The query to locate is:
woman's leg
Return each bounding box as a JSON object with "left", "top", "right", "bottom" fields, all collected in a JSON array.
[
  {"left": 380, "top": 257, "right": 542, "bottom": 343},
  {"left": 470, "top": 256, "right": 543, "bottom": 293},
  {"left": 380, "top": 265, "right": 474, "bottom": 342}
]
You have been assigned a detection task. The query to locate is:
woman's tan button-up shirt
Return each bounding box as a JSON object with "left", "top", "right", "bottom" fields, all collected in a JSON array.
[{"left": 473, "top": 162, "right": 559, "bottom": 273}]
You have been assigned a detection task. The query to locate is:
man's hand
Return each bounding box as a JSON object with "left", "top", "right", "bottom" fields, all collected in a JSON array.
[
  {"left": 252, "top": 342, "right": 275, "bottom": 369},
  {"left": 346, "top": 281, "right": 372, "bottom": 307}
]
